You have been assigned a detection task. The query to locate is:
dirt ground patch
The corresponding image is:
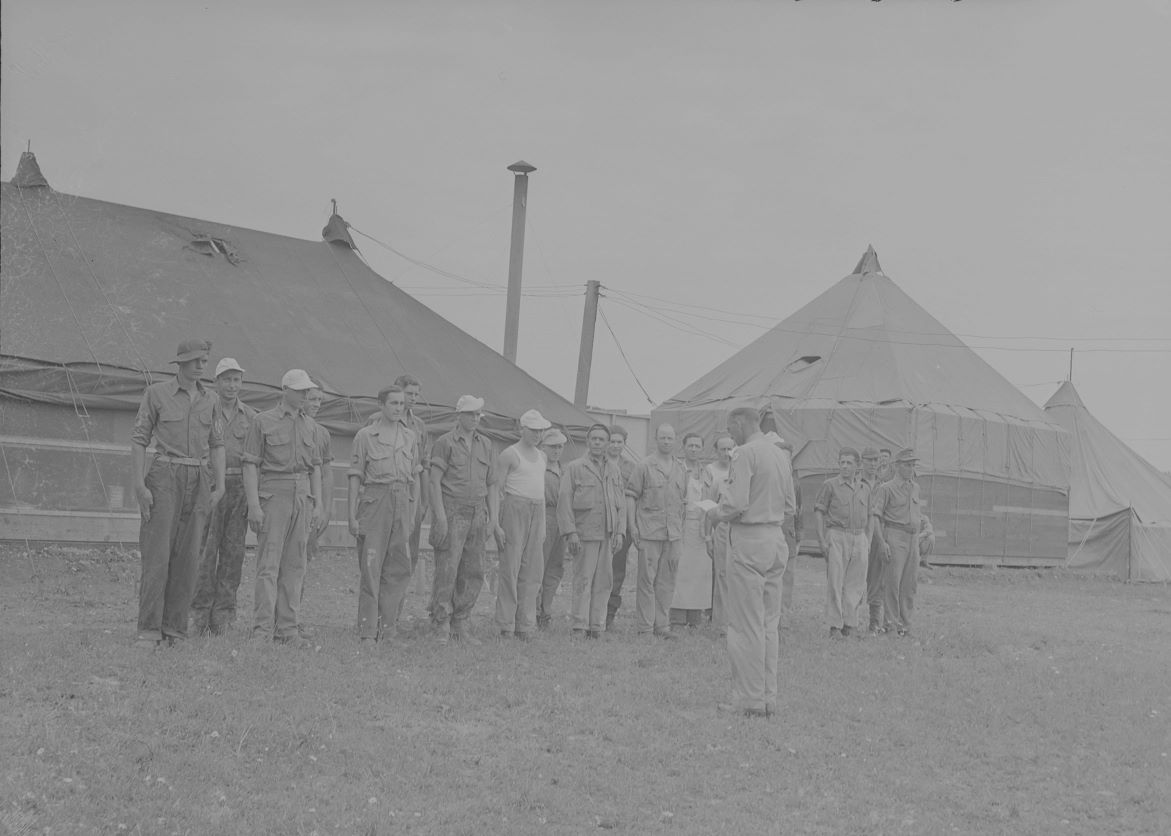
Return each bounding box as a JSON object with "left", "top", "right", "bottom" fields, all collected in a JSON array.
[{"left": 1, "top": 544, "right": 1169, "bottom": 835}]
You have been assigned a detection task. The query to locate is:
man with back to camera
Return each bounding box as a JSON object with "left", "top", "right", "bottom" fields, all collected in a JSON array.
[
  {"left": 242, "top": 369, "right": 321, "bottom": 648},
  {"left": 131, "top": 339, "right": 225, "bottom": 650},
  {"left": 428, "top": 395, "right": 501, "bottom": 647},
  {"left": 190, "top": 356, "right": 254, "bottom": 636},
  {"left": 626, "top": 424, "right": 687, "bottom": 640},
  {"left": 494, "top": 409, "right": 552, "bottom": 640},
  {"left": 706, "top": 407, "right": 794, "bottom": 718}
]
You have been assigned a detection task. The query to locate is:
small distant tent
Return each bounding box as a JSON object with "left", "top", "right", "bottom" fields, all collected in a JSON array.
[
  {"left": 1043, "top": 381, "right": 1171, "bottom": 581},
  {"left": 653, "top": 247, "right": 1071, "bottom": 565},
  {"left": 1, "top": 152, "right": 593, "bottom": 543}
]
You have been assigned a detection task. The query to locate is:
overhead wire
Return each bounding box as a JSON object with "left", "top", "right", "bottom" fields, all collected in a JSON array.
[{"left": 598, "top": 304, "right": 656, "bottom": 406}]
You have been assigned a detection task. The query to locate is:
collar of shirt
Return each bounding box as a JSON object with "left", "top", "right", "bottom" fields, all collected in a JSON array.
[
  {"left": 166, "top": 377, "right": 205, "bottom": 399},
  {"left": 371, "top": 415, "right": 407, "bottom": 437},
  {"left": 546, "top": 461, "right": 562, "bottom": 476},
  {"left": 452, "top": 427, "right": 479, "bottom": 447},
  {"left": 275, "top": 402, "right": 300, "bottom": 420}
]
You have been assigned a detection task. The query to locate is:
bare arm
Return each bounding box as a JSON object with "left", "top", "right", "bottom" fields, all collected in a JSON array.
[
  {"left": 244, "top": 462, "right": 262, "bottom": 534},
  {"left": 347, "top": 474, "right": 362, "bottom": 538},
  {"left": 132, "top": 443, "right": 152, "bottom": 521}
]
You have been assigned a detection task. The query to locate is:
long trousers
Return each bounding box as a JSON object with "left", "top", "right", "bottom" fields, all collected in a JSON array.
[
  {"left": 191, "top": 475, "right": 247, "bottom": 633},
  {"left": 430, "top": 497, "right": 487, "bottom": 626},
  {"left": 138, "top": 460, "right": 211, "bottom": 641},
  {"left": 496, "top": 494, "right": 546, "bottom": 634},
  {"left": 605, "top": 533, "right": 635, "bottom": 623},
  {"left": 781, "top": 516, "right": 797, "bottom": 625},
  {"left": 825, "top": 528, "right": 868, "bottom": 629},
  {"left": 726, "top": 523, "right": 787, "bottom": 712},
  {"left": 355, "top": 482, "right": 413, "bottom": 639},
  {"left": 636, "top": 538, "right": 681, "bottom": 634},
  {"left": 572, "top": 539, "right": 614, "bottom": 631},
  {"left": 865, "top": 530, "right": 884, "bottom": 628},
  {"left": 883, "top": 527, "right": 918, "bottom": 631},
  {"left": 711, "top": 523, "right": 730, "bottom": 631},
  {"left": 408, "top": 490, "right": 425, "bottom": 571},
  {"left": 252, "top": 477, "right": 311, "bottom": 639},
  {"left": 536, "top": 508, "right": 565, "bottom": 624}
]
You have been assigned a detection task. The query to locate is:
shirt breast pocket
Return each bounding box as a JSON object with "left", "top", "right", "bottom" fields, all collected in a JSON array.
[
  {"left": 366, "top": 447, "right": 392, "bottom": 479},
  {"left": 265, "top": 429, "right": 292, "bottom": 454},
  {"left": 572, "top": 482, "right": 599, "bottom": 511}
]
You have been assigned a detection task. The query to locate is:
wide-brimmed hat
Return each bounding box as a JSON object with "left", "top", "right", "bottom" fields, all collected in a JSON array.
[
  {"left": 455, "top": 395, "right": 485, "bottom": 413},
  {"left": 894, "top": 448, "right": 919, "bottom": 464},
  {"left": 281, "top": 369, "right": 315, "bottom": 391},
  {"left": 520, "top": 409, "right": 552, "bottom": 431},
  {"left": 861, "top": 447, "right": 880, "bottom": 460},
  {"left": 214, "top": 357, "right": 245, "bottom": 378},
  {"left": 541, "top": 429, "right": 568, "bottom": 446},
  {"left": 170, "top": 339, "right": 211, "bottom": 363}
]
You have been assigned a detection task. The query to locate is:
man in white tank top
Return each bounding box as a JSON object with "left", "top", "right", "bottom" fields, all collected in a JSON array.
[{"left": 494, "top": 409, "right": 551, "bottom": 639}]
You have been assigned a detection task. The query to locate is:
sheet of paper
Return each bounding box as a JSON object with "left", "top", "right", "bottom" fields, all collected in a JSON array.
[{"left": 693, "top": 499, "right": 719, "bottom": 512}]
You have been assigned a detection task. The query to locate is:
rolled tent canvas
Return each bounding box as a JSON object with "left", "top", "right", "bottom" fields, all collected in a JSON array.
[
  {"left": 1043, "top": 381, "right": 1171, "bottom": 581},
  {"left": 0, "top": 155, "right": 594, "bottom": 544},
  {"left": 653, "top": 247, "right": 1071, "bottom": 565}
]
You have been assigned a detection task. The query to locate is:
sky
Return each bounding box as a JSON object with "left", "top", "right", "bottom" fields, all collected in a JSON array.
[{"left": 3, "top": 0, "right": 1169, "bottom": 469}]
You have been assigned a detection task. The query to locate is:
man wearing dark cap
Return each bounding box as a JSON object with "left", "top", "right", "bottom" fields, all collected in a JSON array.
[
  {"left": 242, "top": 369, "right": 322, "bottom": 647},
  {"left": 870, "top": 448, "right": 924, "bottom": 637},
  {"left": 131, "top": 339, "right": 226, "bottom": 649},
  {"left": 191, "top": 357, "right": 255, "bottom": 636}
]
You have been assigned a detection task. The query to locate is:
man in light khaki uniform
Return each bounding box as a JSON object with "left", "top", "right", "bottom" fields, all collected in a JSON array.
[
  {"left": 707, "top": 407, "right": 794, "bottom": 718},
  {"left": 348, "top": 385, "right": 420, "bottom": 643},
  {"left": 536, "top": 429, "right": 568, "bottom": 629},
  {"left": 870, "top": 448, "right": 923, "bottom": 637}
]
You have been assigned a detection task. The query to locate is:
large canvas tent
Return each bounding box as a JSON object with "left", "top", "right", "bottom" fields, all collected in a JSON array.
[
  {"left": 1, "top": 152, "right": 593, "bottom": 543},
  {"left": 1043, "top": 381, "right": 1171, "bottom": 581},
  {"left": 652, "top": 247, "right": 1071, "bottom": 565}
]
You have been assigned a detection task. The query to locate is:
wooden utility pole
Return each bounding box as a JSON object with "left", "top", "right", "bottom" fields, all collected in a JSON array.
[
  {"left": 574, "top": 281, "right": 601, "bottom": 408},
  {"left": 503, "top": 160, "right": 536, "bottom": 363}
]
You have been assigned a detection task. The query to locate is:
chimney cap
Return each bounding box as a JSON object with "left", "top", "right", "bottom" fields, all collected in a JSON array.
[{"left": 507, "top": 160, "right": 536, "bottom": 174}]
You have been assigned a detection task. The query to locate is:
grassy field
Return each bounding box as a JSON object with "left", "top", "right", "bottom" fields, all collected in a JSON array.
[{"left": 1, "top": 544, "right": 1169, "bottom": 836}]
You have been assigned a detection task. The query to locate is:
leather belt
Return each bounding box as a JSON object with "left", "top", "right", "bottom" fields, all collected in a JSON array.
[
  {"left": 155, "top": 454, "right": 207, "bottom": 466},
  {"left": 261, "top": 473, "right": 310, "bottom": 482},
  {"left": 829, "top": 526, "right": 867, "bottom": 535},
  {"left": 224, "top": 467, "right": 243, "bottom": 476},
  {"left": 883, "top": 520, "right": 916, "bottom": 534}
]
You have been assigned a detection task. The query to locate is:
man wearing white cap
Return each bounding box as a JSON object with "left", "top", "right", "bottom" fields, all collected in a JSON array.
[
  {"left": 131, "top": 339, "right": 226, "bottom": 649},
  {"left": 493, "top": 409, "right": 551, "bottom": 639},
  {"left": 536, "top": 428, "right": 568, "bottom": 629},
  {"left": 191, "top": 357, "right": 256, "bottom": 635},
  {"left": 428, "top": 395, "right": 500, "bottom": 646},
  {"left": 242, "top": 369, "right": 322, "bottom": 647}
]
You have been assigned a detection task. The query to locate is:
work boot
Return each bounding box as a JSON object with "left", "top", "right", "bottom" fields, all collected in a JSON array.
[
  {"left": 434, "top": 622, "right": 450, "bottom": 647},
  {"left": 829, "top": 626, "right": 844, "bottom": 640},
  {"left": 841, "top": 626, "right": 854, "bottom": 638}
]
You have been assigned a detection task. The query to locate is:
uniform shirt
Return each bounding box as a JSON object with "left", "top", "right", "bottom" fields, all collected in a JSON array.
[
  {"left": 405, "top": 410, "right": 431, "bottom": 474},
  {"left": 703, "top": 462, "right": 732, "bottom": 503},
  {"left": 212, "top": 397, "right": 257, "bottom": 470},
  {"left": 131, "top": 378, "right": 224, "bottom": 458},
  {"left": 543, "top": 461, "right": 562, "bottom": 509},
  {"left": 558, "top": 454, "right": 626, "bottom": 542},
  {"left": 349, "top": 416, "right": 419, "bottom": 485},
  {"left": 626, "top": 454, "right": 687, "bottom": 541},
  {"left": 870, "top": 477, "right": 922, "bottom": 529},
  {"left": 242, "top": 402, "right": 321, "bottom": 474},
  {"left": 430, "top": 427, "right": 498, "bottom": 501},
  {"left": 309, "top": 419, "right": 333, "bottom": 467},
  {"left": 814, "top": 475, "right": 871, "bottom": 531},
  {"left": 717, "top": 431, "right": 794, "bottom": 525}
]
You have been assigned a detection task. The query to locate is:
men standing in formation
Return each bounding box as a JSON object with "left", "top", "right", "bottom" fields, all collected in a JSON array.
[
  {"left": 190, "top": 357, "right": 254, "bottom": 636},
  {"left": 536, "top": 430, "right": 568, "bottom": 629},
  {"left": 131, "top": 340, "right": 226, "bottom": 649},
  {"left": 347, "top": 385, "right": 419, "bottom": 643},
  {"left": 604, "top": 426, "right": 637, "bottom": 631},
  {"left": 871, "top": 448, "right": 925, "bottom": 637}
]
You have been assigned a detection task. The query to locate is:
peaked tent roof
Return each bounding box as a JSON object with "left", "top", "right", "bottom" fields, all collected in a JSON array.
[
  {"left": 662, "top": 247, "right": 1054, "bottom": 423},
  {"left": 0, "top": 170, "right": 592, "bottom": 433},
  {"left": 1043, "top": 381, "right": 1171, "bottom": 523}
]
